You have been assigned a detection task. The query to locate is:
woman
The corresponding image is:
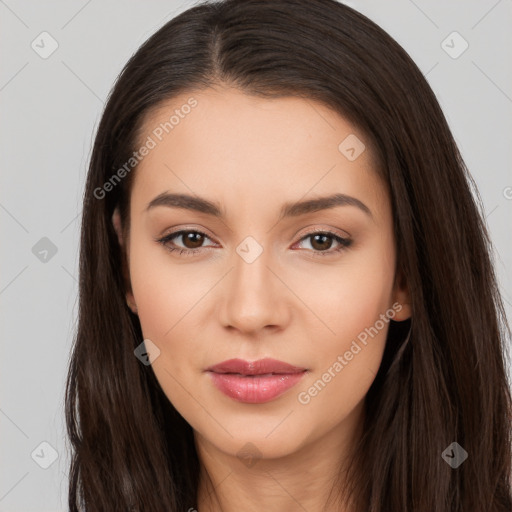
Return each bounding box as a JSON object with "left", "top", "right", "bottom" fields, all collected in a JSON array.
[{"left": 65, "top": 0, "right": 512, "bottom": 510}]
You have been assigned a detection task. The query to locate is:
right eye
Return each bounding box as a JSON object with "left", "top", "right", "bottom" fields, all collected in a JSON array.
[{"left": 156, "top": 229, "right": 217, "bottom": 256}]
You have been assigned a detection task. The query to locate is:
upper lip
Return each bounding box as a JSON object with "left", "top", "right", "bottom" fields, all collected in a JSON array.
[{"left": 206, "top": 358, "right": 307, "bottom": 376}]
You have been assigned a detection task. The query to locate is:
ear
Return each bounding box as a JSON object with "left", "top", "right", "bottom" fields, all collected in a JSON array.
[
  {"left": 112, "top": 206, "right": 124, "bottom": 248},
  {"left": 112, "top": 207, "right": 137, "bottom": 315},
  {"left": 391, "top": 269, "right": 412, "bottom": 321}
]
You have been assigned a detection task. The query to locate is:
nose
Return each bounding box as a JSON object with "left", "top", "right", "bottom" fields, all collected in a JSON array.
[{"left": 218, "top": 240, "right": 291, "bottom": 335}]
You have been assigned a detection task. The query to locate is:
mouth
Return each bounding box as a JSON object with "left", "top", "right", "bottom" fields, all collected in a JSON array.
[
  {"left": 205, "top": 358, "right": 308, "bottom": 403},
  {"left": 206, "top": 357, "right": 307, "bottom": 376},
  {"left": 213, "top": 372, "right": 301, "bottom": 377}
]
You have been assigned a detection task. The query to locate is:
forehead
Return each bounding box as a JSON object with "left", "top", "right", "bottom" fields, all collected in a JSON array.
[{"left": 131, "top": 86, "right": 387, "bottom": 219}]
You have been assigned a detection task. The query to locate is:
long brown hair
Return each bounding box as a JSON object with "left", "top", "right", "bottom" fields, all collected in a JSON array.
[{"left": 65, "top": 0, "right": 512, "bottom": 510}]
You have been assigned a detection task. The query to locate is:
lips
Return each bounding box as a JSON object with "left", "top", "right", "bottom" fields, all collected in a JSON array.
[
  {"left": 206, "top": 358, "right": 308, "bottom": 403},
  {"left": 206, "top": 358, "right": 306, "bottom": 376}
]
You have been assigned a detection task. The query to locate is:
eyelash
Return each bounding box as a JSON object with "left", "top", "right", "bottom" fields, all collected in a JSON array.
[{"left": 156, "top": 228, "right": 352, "bottom": 258}]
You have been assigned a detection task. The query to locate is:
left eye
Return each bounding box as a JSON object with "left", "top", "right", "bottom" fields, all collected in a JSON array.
[
  {"left": 294, "top": 231, "right": 352, "bottom": 255},
  {"left": 156, "top": 229, "right": 352, "bottom": 257}
]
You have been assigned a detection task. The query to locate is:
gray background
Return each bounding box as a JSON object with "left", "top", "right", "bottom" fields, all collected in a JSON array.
[{"left": 1, "top": 1, "right": 511, "bottom": 510}]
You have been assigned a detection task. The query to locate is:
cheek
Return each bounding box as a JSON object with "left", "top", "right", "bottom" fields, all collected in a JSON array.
[
  {"left": 128, "top": 236, "right": 211, "bottom": 340},
  {"left": 294, "top": 237, "right": 396, "bottom": 403},
  {"left": 294, "top": 238, "right": 396, "bottom": 348},
  {"left": 295, "top": 292, "right": 392, "bottom": 422},
  {"left": 127, "top": 235, "right": 226, "bottom": 400}
]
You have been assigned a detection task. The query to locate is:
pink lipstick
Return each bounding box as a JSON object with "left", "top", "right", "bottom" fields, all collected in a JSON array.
[{"left": 205, "top": 358, "right": 307, "bottom": 404}]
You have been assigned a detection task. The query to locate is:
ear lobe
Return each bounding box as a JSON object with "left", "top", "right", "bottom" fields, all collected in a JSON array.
[{"left": 391, "top": 271, "right": 412, "bottom": 321}]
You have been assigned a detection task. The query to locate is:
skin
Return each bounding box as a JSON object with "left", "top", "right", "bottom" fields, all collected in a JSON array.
[{"left": 113, "top": 86, "right": 411, "bottom": 512}]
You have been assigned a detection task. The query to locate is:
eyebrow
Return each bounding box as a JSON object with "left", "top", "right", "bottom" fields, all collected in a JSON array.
[{"left": 145, "top": 192, "right": 373, "bottom": 220}]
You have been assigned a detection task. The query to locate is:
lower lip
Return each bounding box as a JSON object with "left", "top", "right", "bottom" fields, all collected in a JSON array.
[{"left": 208, "top": 371, "right": 307, "bottom": 404}]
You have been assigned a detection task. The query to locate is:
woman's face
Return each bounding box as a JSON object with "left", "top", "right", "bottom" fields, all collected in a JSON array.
[{"left": 116, "top": 86, "right": 410, "bottom": 461}]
